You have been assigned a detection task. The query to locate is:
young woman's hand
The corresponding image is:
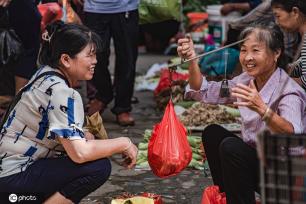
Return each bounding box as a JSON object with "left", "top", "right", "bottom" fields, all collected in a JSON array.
[
  {"left": 121, "top": 139, "right": 138, "bottom": 169},
  {"left": 177, "top": 35, "right": 197, "bottom": 61},
  {"left": 231, "top": 80, "right": 267, "bottom": 116}
]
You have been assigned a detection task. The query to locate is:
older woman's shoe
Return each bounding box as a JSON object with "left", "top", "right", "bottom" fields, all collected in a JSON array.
[{"left": 116, "top": 112, "right": 135, "bottom": 126}]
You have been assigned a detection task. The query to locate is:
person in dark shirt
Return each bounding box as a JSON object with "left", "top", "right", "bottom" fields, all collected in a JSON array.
[
  {"left": 0, "top": 0, "right": 41, "bottom": 93},
  {"left": 272, "top": 0, "right": 306, "bottom": 90}
]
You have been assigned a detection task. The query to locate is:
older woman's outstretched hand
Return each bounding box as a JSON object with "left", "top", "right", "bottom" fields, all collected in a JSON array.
[
  {"left": 231, "top": 80, "right": 268, "bottom": 116},
  {"left": 177, "top": 35, "right": 197, "bottom": 61}
]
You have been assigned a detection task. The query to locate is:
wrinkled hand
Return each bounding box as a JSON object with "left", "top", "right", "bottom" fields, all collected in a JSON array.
[
  {"left": 177, "top": 35, "right": 196, "bottom": 61},
  {"left": 220, "top": 3, "right": 234, "bottom": 16},
  {"left": 121, "top": 142, "right": 138, "bottom": 169},
  {"left": 0, "top": 0, "right": 12, "bottom": 7},
  {"left": 231, "top": 80, "right": 267, "bottom": 115},
  {"left": 84, "top": 131, "right": 95, "bottom": 140}
]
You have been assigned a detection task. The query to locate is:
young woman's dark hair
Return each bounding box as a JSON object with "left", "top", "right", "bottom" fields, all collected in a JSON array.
[
  {"left": 39, "top": 21, "right": 102, "bottom": 68},
  {"left": 271, "top": 0, "right": 306, "bottom": 15},
  {"left": 239, "top": 23, "right": 287, "bottom": 68}
]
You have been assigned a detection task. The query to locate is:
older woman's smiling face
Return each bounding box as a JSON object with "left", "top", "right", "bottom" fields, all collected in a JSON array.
[{"left": 239, "top": 30, "right": 280, "bottom": 78}]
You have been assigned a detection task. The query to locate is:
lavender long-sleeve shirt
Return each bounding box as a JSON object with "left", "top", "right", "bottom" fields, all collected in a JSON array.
[{"left": 185, "top": 68, "right": 306, "bottom": 147}]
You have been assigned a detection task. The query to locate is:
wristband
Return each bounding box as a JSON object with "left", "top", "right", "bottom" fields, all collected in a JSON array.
[
  {"left": 123, "top": 138, "right": 132, "bottom": 152},
  {"left": 262, "top": 107, "right": 272, "bottom": 122}
]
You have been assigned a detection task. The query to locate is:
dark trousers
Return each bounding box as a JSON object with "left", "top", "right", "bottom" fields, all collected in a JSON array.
[
  {"left": 202, "top": 124, "right": 260, "bottom": 204},
  {"left": 84, "top": 10, "right": 139, "bottom": 114},
  {"left": 8, "top": 0, "right": 41, "bottom": 79},
  {"left": 0, "top": 157, "right": 111, "bottom": 203}
]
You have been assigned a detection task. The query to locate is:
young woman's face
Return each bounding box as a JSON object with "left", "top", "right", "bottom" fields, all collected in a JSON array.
[
  {"left": 239, "top": 31, "right": 280, "bottom": 78},
  {"left": 272, "top": 6, "right": 300, "bottom": 32},
  {"left": 68, "top": 43, "right": 97, "bottom": 82}
]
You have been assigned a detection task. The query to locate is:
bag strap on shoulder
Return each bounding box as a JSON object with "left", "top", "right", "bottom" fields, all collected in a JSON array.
[{"left": 0, "top": 71, "right": 69, "bottom": 131}]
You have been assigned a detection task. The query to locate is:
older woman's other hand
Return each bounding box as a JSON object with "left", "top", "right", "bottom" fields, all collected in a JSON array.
[
  {"left": 121, "top": 140, "right": 138, "bottom": 169},
  {"left": 231, "top": 80, "right": 267, "bottom": 116},
  {"left": 0, "top": 0, "right": 11, "bottom": 7},
  {"left": 177, "top": 35, "right": 197, "bottom": 61}
]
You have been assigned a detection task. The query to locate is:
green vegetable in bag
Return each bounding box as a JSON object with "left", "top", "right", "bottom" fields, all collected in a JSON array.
[
  {"left": 139, "top": 0, "right": 181, "bottom": 24},
  {"left": 138, "top": 142, "right": 149, "bottom": 150}
]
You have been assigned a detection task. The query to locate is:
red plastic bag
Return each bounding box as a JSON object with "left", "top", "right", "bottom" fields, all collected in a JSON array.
[
  {"left": 201, "top": 185, "right": 226, "bottom": 204},
  {"left": 154, "top": 69, "right": 189, "bottom": 96},
  {"left": 148, "top": 100, "right": 192, "bottom": 178},
  {"left": 38, "top": 3, "right": 63, "bottom": 31},
  {"left": 202, "top": 185, "right": 261, "bottom": 204}
]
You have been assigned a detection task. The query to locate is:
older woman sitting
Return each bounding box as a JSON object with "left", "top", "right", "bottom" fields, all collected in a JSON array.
[{"left": 177, "top": 23, "right": 306, "bottom": 204}]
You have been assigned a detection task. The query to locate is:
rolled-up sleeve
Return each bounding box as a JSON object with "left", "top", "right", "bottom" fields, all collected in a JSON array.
[
  {"left": 47, "top": 87, "right": 85, "bottom": 140},
  {"left": 185, "top": 77, "right": 209, "bottom": 101}
]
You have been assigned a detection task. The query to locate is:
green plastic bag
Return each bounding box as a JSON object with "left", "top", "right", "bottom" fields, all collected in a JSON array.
[{"left": 139, "top": 0, "right": 181, "bottom": 24}]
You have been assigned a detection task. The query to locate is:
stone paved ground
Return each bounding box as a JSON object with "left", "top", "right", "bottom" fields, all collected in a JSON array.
[{"left": 80, "top": 52, "right": 213, "bottom": 204}]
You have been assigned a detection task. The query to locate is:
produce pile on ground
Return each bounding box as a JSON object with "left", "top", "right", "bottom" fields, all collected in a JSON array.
[
  {"left": 136, "top": 129, "right": 206, "bottom": 170},
  {"left": 179, "top": 102, "right": 238, "bottom": 127}
]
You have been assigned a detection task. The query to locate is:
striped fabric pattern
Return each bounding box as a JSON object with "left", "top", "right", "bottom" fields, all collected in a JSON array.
[{"left": 291, "top": 34, "right": 306, "bottom": 90}]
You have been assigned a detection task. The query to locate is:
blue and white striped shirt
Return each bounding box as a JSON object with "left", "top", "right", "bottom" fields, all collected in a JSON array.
[{"left": 0, "top": 66, "right": 85, "bottom": 178}]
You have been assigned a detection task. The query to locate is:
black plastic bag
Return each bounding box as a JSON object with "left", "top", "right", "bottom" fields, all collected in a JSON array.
[{"left": 0, "top": 8, "right": 23, "bottom": 66}]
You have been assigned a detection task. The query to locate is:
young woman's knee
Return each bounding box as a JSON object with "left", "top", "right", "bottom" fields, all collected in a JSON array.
[
  {"left": 83, "top": 158, "right": 112, "bottom": 179},
  {"left": 94, "top": 158, "right": 112, "bottom": 178}
]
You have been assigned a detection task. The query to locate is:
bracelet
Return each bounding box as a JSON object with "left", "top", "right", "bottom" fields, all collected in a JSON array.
[
  {"left": 262, "top": 107, "right": 272, "bottom": 122},
  {"left": 123, "top": 138, "right": 132, "bottom": 152}
]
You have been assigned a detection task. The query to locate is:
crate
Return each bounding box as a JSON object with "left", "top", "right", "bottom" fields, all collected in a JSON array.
[{"left": 257, "top": 131, "right": 306, "bottom": 204}]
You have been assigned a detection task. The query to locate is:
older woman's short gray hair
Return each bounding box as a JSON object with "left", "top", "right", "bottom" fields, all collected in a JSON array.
[{"left": 239, "top": 23, "right": 285, "bottom": 66}]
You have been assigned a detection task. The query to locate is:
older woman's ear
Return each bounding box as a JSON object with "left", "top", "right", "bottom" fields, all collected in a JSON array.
[{"left": 274, "top": 49, "right": 282, "bottom": 62}]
